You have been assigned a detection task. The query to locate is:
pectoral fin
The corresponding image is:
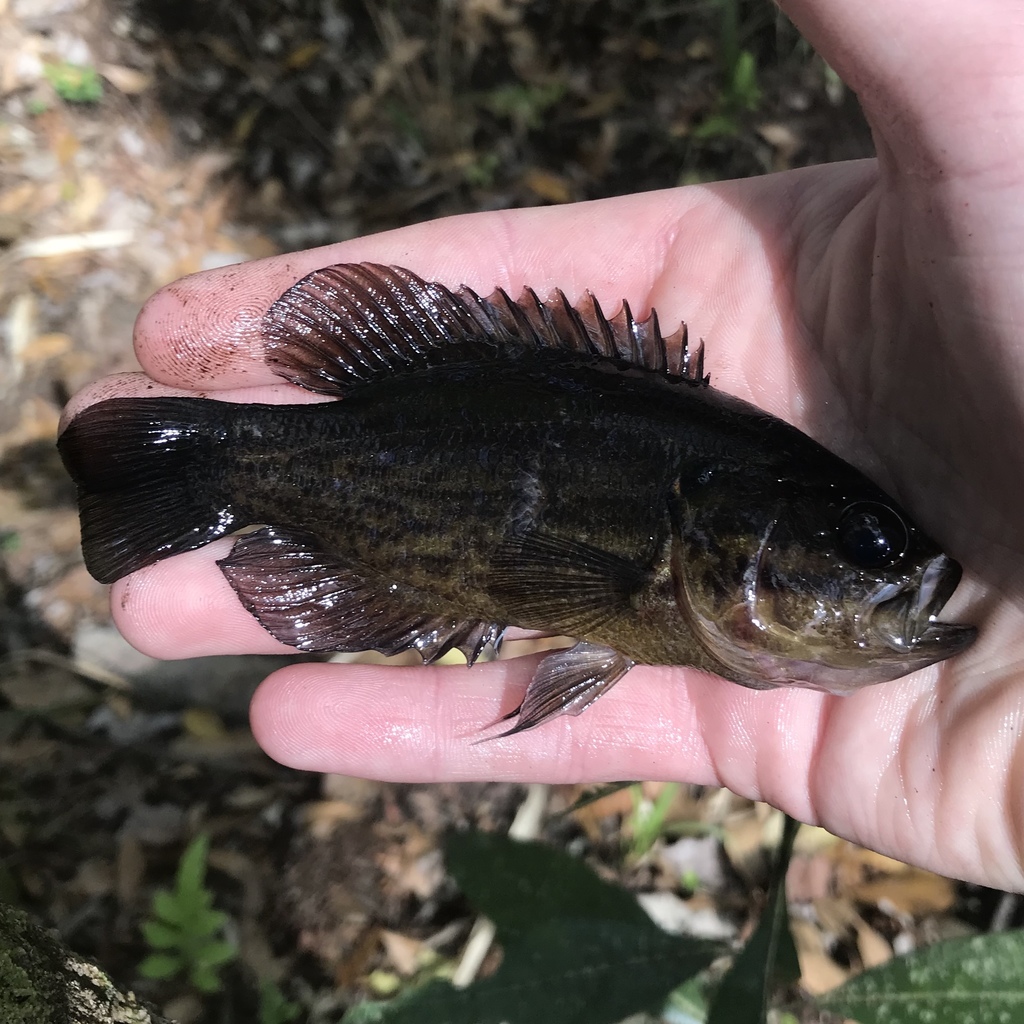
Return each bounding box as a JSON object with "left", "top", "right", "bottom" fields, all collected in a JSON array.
[
  {"left": 493, "top": 641, "right": 634, "bottom": 737},
  {"left": 489, "top": 532, "right": 649, "bottom": 636},
  {"left": 218, "top": 526, "right": 504, "bottom": 664}
]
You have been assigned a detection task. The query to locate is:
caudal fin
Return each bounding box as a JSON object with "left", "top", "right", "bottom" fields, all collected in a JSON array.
[{"left": 57, "top": 397, "right": 237, "bottom": 584}]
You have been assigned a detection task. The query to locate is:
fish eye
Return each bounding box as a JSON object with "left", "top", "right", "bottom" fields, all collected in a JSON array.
[{"left": 835, "top": 502, "right": 908, "bottom": 570}]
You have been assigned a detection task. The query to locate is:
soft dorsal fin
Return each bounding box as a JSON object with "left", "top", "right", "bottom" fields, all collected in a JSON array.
[{"left": 262, "top": 262, "right": 707, "bottom": 396}]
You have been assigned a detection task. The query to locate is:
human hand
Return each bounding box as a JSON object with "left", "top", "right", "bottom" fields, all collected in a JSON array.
[{"left": 63, "top": 0, "right": 1024, "bottom": 889}]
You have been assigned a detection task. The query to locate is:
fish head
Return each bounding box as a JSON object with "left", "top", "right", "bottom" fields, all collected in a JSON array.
[{"left": 671, "top": 440, "right": 976, "bottom": 693}]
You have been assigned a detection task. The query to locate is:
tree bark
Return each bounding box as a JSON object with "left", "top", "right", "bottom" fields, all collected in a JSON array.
[{"left": 0, "top": 904, "right": 172, "bottom": 1024}]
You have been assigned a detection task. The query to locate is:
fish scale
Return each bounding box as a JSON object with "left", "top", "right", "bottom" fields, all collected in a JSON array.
[{"left": 210, "top": 373, "right": 676, "bottom": 619}]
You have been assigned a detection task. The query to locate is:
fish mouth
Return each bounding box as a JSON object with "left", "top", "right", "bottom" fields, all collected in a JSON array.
[{"left": 870, "top": 554, "right": 977, "bottom": 658}]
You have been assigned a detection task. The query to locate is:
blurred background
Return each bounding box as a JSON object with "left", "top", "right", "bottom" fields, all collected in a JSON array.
[{"left": 0, "top": 1, "right": 1013, "bottom": 1022}]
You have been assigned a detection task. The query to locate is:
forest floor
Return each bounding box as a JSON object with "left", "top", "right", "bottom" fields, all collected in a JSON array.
[{"left": 0, "top": 1, "right": 1015, "bottom": 1022}]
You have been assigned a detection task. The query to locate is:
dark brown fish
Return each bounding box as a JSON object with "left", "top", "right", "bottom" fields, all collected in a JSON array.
[{"left": 57, "top": 263, "right": 976, "bottom": 733}]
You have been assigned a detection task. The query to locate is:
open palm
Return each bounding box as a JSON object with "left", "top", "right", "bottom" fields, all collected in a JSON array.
[{"left": 64, "top": 0, "right": 1024, "bottom": 889}]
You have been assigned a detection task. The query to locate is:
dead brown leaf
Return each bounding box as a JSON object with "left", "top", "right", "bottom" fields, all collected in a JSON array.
[
  {"left": 336, "top": 925, "right": 382, "bottom": 988},
  {"left": 564, "top": 782, "right": 633, "bottom": 842},
  {"left": 720, "top": 808, "right": 768, "bottom": 879},
  {"left": 322, "top": 774, "right": 383, "bottom": 806},
  {"left": 181, "top": 707, "right": 228, "bottom": 740},
  {"left": 304, "top": 800, "right": 368, "bottom": 837},
  {"left": 380, "top": 930, "right": 425, "bottom": 976},
  {"left": 23, "top": 331, "right": 72, "bottom": 363},
  {"left": 855, "top": 918, "right": 892, "bottom": 968},
  {"left": 0, "top": 183, "right": 39, "bottom": 217},
  {"left": 523, "top": 168, "right": 572, "bottom": 204},
  {"left": 285, "top": 41, "right": 324, "bottom": 70},
  {"left": 69, "top": 174, "right": 106, "bottom": 227},
  {"left": 99, "top": 63, "right": 153, "bottom": 95},
  {"left": 790, "top": 918, "right": 849, "bottom": 995},
  {"left": 852, "top": 868, "right": 956, "bottom": 917}
]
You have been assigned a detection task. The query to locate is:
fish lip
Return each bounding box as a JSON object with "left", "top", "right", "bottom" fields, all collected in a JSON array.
[{"left": 870, "top": 554, "right": 977, "bottom": 657}]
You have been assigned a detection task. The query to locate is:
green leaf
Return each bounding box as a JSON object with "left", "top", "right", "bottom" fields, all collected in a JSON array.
[
  {"left": 259, "top": 979, "right": 301, "bottom": 1024},
  {"left": 345, "top": 831, "right": 723, "bottom": 1024},
  {"left": 345, "top": 918, "right": 718, "bottom": 1024},
  {"left": 188, "top": 907, "right": 228, "bottom": 936},
  {"left": 175, "top": 835, "right": 211, "bottom": 898},
  {"left": 692, "top": 113, "right": 740, "bottom": 141},
  {"left": 43, "top": 62, "right": 103, "bottom": 103},
  {"left": 731, "top": 50, "right": 761, "bottom": 110},
  {"left": 707, "top": 815, "right": 800, "bottom": 1024},
  {"left": 818, "top": 929, "right": 1024, "bottom": 1024},
  {"left": 443, "top": 830, "right": 653, "bottom": 940},
  {"left": 192, "top": 939, "right": 236, "bottom": 971},
  {"left": 344, "top": 1000, "right": 391, "bottom": 1024},
  {"left": 190, "top": 963, "right": 224, "bottom": 994},
  {"left": 140, "top": 833, "right": 234, "bottom": 993},
  {"left": 141, "top": 920, "right": 182, "bottom": 949},
  {"left": 628, "top": 782, "right": 681, "bottom": 859},
  {"left": 152, "top": 889, "right": 187, "bottom": 925},
  {"left": 138, "top": 952, "right": 183, "bottom": 980},
  {"left": 664, "top": 974, "right": 708, "bottom": 1023}
]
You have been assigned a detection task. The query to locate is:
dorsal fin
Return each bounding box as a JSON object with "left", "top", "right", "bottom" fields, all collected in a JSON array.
[{"left": 263, "top": 262, "right": 707, "bottom": 396}]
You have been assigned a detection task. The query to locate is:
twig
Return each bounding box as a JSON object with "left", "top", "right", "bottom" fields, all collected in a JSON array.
[
  {"left": 0, "top": 229, "right": 133, "bottom": 272},
  {"left": 991, "top": 892, "right": 1020, "bottom": 932},
  {"left": 1, "top": 647, "right": 132, "bottom": 691}
]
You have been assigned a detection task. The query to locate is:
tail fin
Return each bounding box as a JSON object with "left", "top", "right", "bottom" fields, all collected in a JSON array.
[{"left": 58, "top": 397, "right": 237, "bottom": 584}]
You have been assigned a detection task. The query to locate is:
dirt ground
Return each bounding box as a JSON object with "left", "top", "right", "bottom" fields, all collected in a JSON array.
[{"left": 1, "top": 1, "right": 1017, "bottom": 1022}]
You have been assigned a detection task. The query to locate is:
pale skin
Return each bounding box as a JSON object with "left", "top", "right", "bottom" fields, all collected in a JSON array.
[{"left": 63, "top": 0, "right": 1024, "bottom": 889}]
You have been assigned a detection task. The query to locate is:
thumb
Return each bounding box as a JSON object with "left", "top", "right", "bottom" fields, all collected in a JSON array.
[{"left": 779, "top": 0, "right": 1024, "bottom": 179}]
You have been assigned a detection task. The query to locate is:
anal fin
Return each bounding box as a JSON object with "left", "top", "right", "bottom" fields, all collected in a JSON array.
[
  {"left": 217, "top": 526, "right": 504, "bottom": 663},
  {"left": 493, "top": 641, "right": 634, "bottom": 737}
]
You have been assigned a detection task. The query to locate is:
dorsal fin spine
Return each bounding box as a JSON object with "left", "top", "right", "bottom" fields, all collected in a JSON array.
[
  {"left": 648, "top": 307, "right": 668, "bottom": 372},
  {"left": 262, "top": 262, "right": 707, "bottom": 396},
  {"left": 619, "top": 298, "right": 640, "bottom": 363},
  {"left": 499, "top": 286, "right": 540, "bottom": 350},
  {"left": 523, "top": 287, "right": 555, "bottom": 350},
  {"left": 587, "top": 292, "right": 616, "bottom": 359}
]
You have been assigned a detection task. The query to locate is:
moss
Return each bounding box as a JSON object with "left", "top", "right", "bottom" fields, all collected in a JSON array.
[{"left": 0, "top": 904, "right": 66, "bottom": 1024}]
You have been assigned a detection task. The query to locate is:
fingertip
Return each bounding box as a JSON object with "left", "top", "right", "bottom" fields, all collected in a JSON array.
[
  {"left": 110, "top": 543, "right": 295, "bottom": 658},
  {"left": 132, "top": 263, "right": 278, "bottom": 389}
]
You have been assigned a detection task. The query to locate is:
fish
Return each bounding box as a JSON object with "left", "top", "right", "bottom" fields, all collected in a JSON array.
[{"left": 57, "top": 262, "right": 977, "bottom": 734}]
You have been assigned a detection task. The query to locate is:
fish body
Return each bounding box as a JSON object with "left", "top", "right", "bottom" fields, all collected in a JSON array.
[{"left": 58, "top": 264, "right": 976, "bottom": 732}]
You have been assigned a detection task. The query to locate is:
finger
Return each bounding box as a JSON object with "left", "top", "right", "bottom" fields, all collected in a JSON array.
[
  {"left": 59, "top": 371, "right": 330, "bottom": 431},
  {"left": 131, "top": 176, "right": 824, "bottom": 407},
  {"left": 248, "top": 656, "right": 820, "bottom": 799},
  {"left": 110, "top": 541, "right": 296, "bottom": 658},
  {"left": 249, "top": 659, "right": 1024, "bottom": 889},
  {"left": 780, "top": 0, "right": 1024, "bottom": 178}
]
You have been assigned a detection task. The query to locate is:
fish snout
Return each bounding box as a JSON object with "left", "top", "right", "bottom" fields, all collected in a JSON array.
[{"left": 871, "top": 554, "right": 977, "bottom": 657}]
